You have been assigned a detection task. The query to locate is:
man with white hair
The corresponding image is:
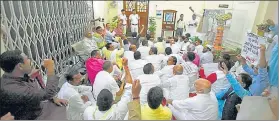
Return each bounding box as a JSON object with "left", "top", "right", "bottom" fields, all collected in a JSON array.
[
  {"left": 167, "top": 78, "right": 218, "bottom": 120},
  {"left": 200, "top": 44, "right": 214, "bottom": 65}
]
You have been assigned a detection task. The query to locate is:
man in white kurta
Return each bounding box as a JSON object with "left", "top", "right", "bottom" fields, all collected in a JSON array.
[
  {"left": 119, "top": 9, "right": 127, "bottom": 35},
  {"left": 159, "top": 65, "right": 190, "bottom": 100},
  {"left": 187, "top": 14, "right": 199, "bottom": 37},
  {"left": 137, "top": 40, "right": 150, "bottom": 59},
  {"left": 129, "top": 51, "right": 148, "bottom": 80},
  {"left": 163, "top": 47, "right": 184, "bottom": 66},
  {"left": 194, "top": 40, "right": 204, "bottom": 57},
  {"left": 57, "top": 70, "right": 93, "bottom": 120},
  {"left": 123, "top": 45, "right": 137, "bottom": 62},
  {"left": 145, "top": 47, "right": 164, "bottom": 71},
  {"left": 200, "top": 45, "right": 214, "bottom": 65},
  {"left": 137, "top": 63, "right": 161, "bottom": 105},
  {"left": 167, "top": 78, "right": 218, "bottom": 120},
  {"left": 93, "top": 61, "right": 120, "bottom": 100},
  {"left": 129, "top": 9, "right": 140, "bottom": 33}
]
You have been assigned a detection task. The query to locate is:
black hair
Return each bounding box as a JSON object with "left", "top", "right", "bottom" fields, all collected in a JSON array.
[
  {"left": 174, "top": 37, "right": 178, "bottom": 42},
  {"left": 121, "top": 9, "right": 125, "bottom": 12},
  {"left": 132, "top": 32, "right": 137, "bottom": 37},
  {"left": 147, "top": 86, "right": 164, "bottom": 109},
  {"left": 91, "top": 50, "right": 99, "bottom": 57},
  {"left": 129, "top": 46, "right": 133, "bottom": 51},
  {"left": 223, "top": 54, "right": 231, "bottom": 61},
  {"left": 150, "top": 47, "right": 158, "bottom": 55},
  {"left": 165, "top": 47, "right": 172, "bottom": 55},
  {"left": 187, "top": 52, "right": 195, "bottom": 61},
  {"left": 97, "top": 89, "right": 113, "bottom": 111},
  {"left": 171, "top": 56, "right": 177, "bottom": 65},
  {"left": 103, "top": 61, "right": 112, "bottom": 71},
  {"left": 219, "top": 60, "right": 232, "bottom": 71},
  {"left": 0, "top": 50, "right": 24, "bottom": 73},
  {"left": 65, "top": 69, "right": 80, "bottom": 82},
  {"left": 105, "top": 43, "right": 112, "bottom": 50},
  {"left": 185, "top": 33, "right": 191, "bottom": 38},
  {"left": 142, "top": 40, "right": 148, "bottom": 46},
  {"left": 197, "top": 39, "right": 202, "bottom": 44},
  {"left": 207, "top": 47, "right": 212, "bottom": 51},
  {"left": 96, "top": 26, "right": 102, "bottom": 31},
  {"left": 143, "top": 63, "right": 153, "bottom": 74},
  {"left": 146, "top": 34, "right": 151, "bottom": 40},
  {"left": 134, "top": 51, "right": 141, "bottom": 60},
  {"left": 157, "top": 37, "right": 163, "bottom": 42},
  {"left": 239, "top": 73, "right": 253, "bottom": 90},
  {"left": 123, "top": 39, "right": 128, "bottom": 45}
]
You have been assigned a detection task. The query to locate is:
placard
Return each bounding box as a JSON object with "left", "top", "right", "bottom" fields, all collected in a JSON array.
[
  {"left": 202, "top": 63, "right": 219, "bottom": 77},
  {"left": 241, "top": 33, "right": 266, "bottom": 65},
  {"left": 156, "top": 10, "right": 162, "bottom": 19}
]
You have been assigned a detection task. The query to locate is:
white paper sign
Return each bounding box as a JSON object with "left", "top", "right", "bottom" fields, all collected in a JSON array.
[
  {"left": 202, "top": 63, "right": 219, "bottom": 77},
  {"left": 241, "top": 33, "right": 266, "bottom": 65}
]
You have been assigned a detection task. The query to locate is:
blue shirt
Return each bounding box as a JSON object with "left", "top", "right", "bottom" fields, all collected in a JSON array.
[
  {"left": 216, "top": 73, "right": 252, "bottom": 119},
  {"left": 104, "top": 30, "right": 115, "bottom": 43},
  {"left": 268, "top": 42, "right": 278, "bottom": 87},
  {"left": 242, "top": 64, "right": 269, "bottom": 96}
]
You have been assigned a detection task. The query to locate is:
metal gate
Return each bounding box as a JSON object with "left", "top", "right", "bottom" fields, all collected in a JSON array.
[{"left": 1, "top": 1, "right": 94, "bottom": 75}]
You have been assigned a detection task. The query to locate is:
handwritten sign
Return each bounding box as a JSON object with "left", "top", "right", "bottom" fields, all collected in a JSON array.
[{"left": 241, "top": 33, "right": 266, "bottom": 65}]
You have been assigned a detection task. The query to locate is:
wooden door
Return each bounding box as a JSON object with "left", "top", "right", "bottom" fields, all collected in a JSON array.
[{"left": 124, "top": 0, "right": 149, "bottom": 36}]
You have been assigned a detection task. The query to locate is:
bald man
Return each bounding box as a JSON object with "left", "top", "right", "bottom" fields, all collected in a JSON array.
[
  {"left": 159, "top": 64, "right": 190, "bottom": 100},
  {"left": 167, "top": 78, "right": 218, "bottom": 120},
  {"left": 124, "top": 44, "right": 137, "bottom": 62}
]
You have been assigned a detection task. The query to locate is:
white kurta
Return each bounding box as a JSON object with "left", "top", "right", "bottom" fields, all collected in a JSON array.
[
  {"left": 229, "top": 61, "right": 246, "bottom": 76},
  {"left": 168, "top": 92, "right": 218, "bottom": 120},
  {"left": 148, "top": 40, "right": 154, "bottom": 47},
  {"left": 123, "top": 51, "right": 135, "bottom": 62},
  {"left": 57, "top": 82, "right": 93, "bottom": 120},
  {"left": 187, "top": 19, "right": 199, "bottom": 36},
  {"left": 194, "top": 45, "right": 204, "bottom": 57},
  {"left": 137, "top": 46, "right": 150, "bottom": 59},
  {"left": 155, "top": 65, "right": 175, "bottom": 83},
  {"left": 163, "top": 54, "right": 183, "bottom": 67},
  {"left": 181, "top": 41, "right": 191, "bottom": 51},
  {"left": 159, "top": 75, "right": 190, "bottom": 100},
  {"left": 200, "top": 51, "right": 214, "bottom": 65},
  {"left": 145, "top": 54, "right": 164, "bottom": 72},
  {"left": 136, "top": 74, "right": 161, "bottom": 105},
  {"left": 171, "top": 44, "right": 181, "bottom": 54},
  {"left": 83, "top": 84, "right": 132, "bottom": 120},
  {"left": 93, "top": 71, "right": 120, "bottom": 100},
  {"left": 129, "top": 59, "right": 148, "bottom": 80},
  {"left": 211, "top": 70, "right": 231, "bottom": 94},
  {"left": 181, "top": 61, "right": 199, "bottom": 92}
]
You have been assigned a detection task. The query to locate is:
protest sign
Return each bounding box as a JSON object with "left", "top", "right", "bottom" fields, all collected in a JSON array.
[
  {"left": 241, "top": 33, "right": 266, "bottom": 65},
  {"left": 202, "top": 63, "right": 219, "bottom": 77}
]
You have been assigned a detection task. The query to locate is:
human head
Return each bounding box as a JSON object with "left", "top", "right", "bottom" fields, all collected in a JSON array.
[
  {"left": 123, "top": 39, "right": 129, "bottom": 45},
  {"left": 91, "top": 50, "right": 101, "bottom": 59},
  {"left": 105, "top": 23, "right": 110, "bottom": 30},
  {"left": 103, "top": 61, "right": 113, "bottom": 73},
  {"left": 149, "top": 47, "right": 158, "bottom": 55},
  {"left": 203, "top": 45, "right": 212, "bottom": 53},
  {"left": 185, "top": 33, "right": 191, "bottom": 38},
  {"left": 142, "top": 40, "right": 148, "bottom": 46},
  {"left": 222, "top": 54, "right": 231, "bottom": 61},
  {"left": 218, "top": 60, "right": 232, "bottom": 71},
  {"left": 165, "top": 47, "right": 172, "bottom": 55},
  {"left": 173, "top": 64, "right": 183, "bottom": 75},
  {"left": 146, "top": 34, "right": 151, "bottom": 40},
  {"left": 195, "top": 39, "right": 202, "bottom": 46},
  {"left": 167, "top": 56, "right": 177, "bottom": 65},
  {"left": 129, "top": 44, "right": 137, "bottom": 52},
  {"left": 180, "top": 14, "right": 184, "bottom": 20},
  {"left": 132, "top": 32, "right": 137, "bottom": 38},
  {"left": 65, "top": 69, "right": 82, "bottom": 86},
  {"left": 194, "top": 78, "right": 211, "bottom": 94},
  {"left": 96, "top": 26, "right": 103, "bottom": 34},
  {"left": 84, "top": 30, "right": 93, "bottom": 38},
  {"left": 97, "top": 89, "right": 113, "bottom": 111},
  {"left": 0, "top": 50, "right": 32, "bottom": 75},
  {"left": 121, "top": 9, "right": 125, "bottom": 14},
  {"left": 157, "top": 37, "right": 163, "bottom": 42},
  {"left": 132, "top": 9, "right": 136, "bottom": 14},
  {"left": 174, "top": 37, "right": 178, "bottom": 43},
  {"left": 134, "top": 51, "right": 141, "bottom": 60},
  {"left": 143, "top": 63, "right": 154, "bottom": 74},
  {"left": 105, "top": 43, "right": 114, "bottom": 51},
  {"left": 187, "top": 52, "right": 195, "bottom": 62},
  {"left": 236, "top": 73, "right": 253, "bottom": 90},
  {"left": 192, "top": 14, "right": 196, "bottom": 20},
  {"left": 147, "top": 86, "right": 164, "bottom": 109}
]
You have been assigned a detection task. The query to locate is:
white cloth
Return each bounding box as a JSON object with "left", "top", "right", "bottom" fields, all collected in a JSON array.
[
  {"left": 200, "top": 51, "right": 214, "bottom": 65},
  {"left": 131, "top": 25, "right": 138, "bottom": 33},
  {"left": 211, "top": 70, "right": 231, "bottom": 94},
  {"left": 171, "top": 44, "right": 181, "bottom": 54},
  {"left": 181, "top": 61, "right": 199, "bottom": 92},
  {"left": 194, "top": 45, "right": 204, "bottom": 57},
  {"left": 148, "top": 40, "right": 154, "bottom": 47},
  {"left": 145, "top": 54, "right": 164, "bottom": 71},
  {"left": 129, "top": 14, "right": 140, "bottom": 25},
  {"left": 163, "top": 54, "right": 183, "bottom": 67},
  {"left": 159, "top": 75, "right": 190, "bottom": 100},
  {"left": 155, "top": 65, "right": 175, "bottom": 83},
  {"left": 57, "top": 82, "right": 93, "bottom": 120},
  {"left": 181, "top": 41, "right": 190, "bottom": 51},
  {"left": 119, "top": 14, "right": 127, "bottom": 25},
  {"left": 93, "top": 71, "right": 120, "bottom": 100},
  {"left": 229, "top": 61, "right": 246, "bottom": 76},
  {"left": 187, "top": 19, "right": 199, "bottom": 36},
  {"left": 129, "top": 59, "right": 148, "bottom": 80},
  {"left": 123, "top": 51, "right": 135, "bottom": 62},
  {"left": 177, "top": 20, "right": 186, "bottom": 29},
  {"left": 169, "top": 92, "right": 218, "bottom": 120},
  {"left": 136, "top": 74, "right": 161, "bottom": 105},
  {"left": 83, "top": 84, "right": 132, "bottom": 120},
  {"left": 137, "top": 46, "right": 150, "bottom": 59}
]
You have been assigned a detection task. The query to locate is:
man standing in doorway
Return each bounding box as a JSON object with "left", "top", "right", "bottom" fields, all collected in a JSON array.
[
  {"left": 119, "top": 9, "right": 127, "bottom": 35},
  {"left": 176, "top": 14, "right": 186, "bottom": 37},
  {"left": 129, "top": 9, "right": 140, "bottom": 34}
]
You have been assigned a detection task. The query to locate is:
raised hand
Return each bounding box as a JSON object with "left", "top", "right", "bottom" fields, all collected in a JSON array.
[
  {"left": 132, "top": 79, "right": 141, "bottom": 99},
  {"left": 43, "top": 59, "right": 55, "bottom": 76},
  {"left": 122, "top": 58, "right": 128, "bottom": 66},
  {"left": 220, "top": 62, "right": 229, "bottom": 74}
]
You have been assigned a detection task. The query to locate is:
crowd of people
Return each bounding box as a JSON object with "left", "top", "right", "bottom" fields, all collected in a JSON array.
[{"left": 0, "top": 9, "right": 278, "bottom": 120}]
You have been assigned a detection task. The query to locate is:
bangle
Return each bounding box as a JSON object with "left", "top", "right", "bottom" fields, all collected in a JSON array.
[{"left": 133, "top": 97, "right": 140, "bottom": 100}]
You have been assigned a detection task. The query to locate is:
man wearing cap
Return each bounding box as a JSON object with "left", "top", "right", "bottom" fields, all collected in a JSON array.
[{"left": 200, "top": 44, "right": 213, "bottom": 65}]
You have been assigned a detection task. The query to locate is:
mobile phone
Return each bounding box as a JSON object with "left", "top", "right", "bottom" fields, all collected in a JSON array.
[{"left": 219, "top": 62, "right": 224, "bottom": 69}]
